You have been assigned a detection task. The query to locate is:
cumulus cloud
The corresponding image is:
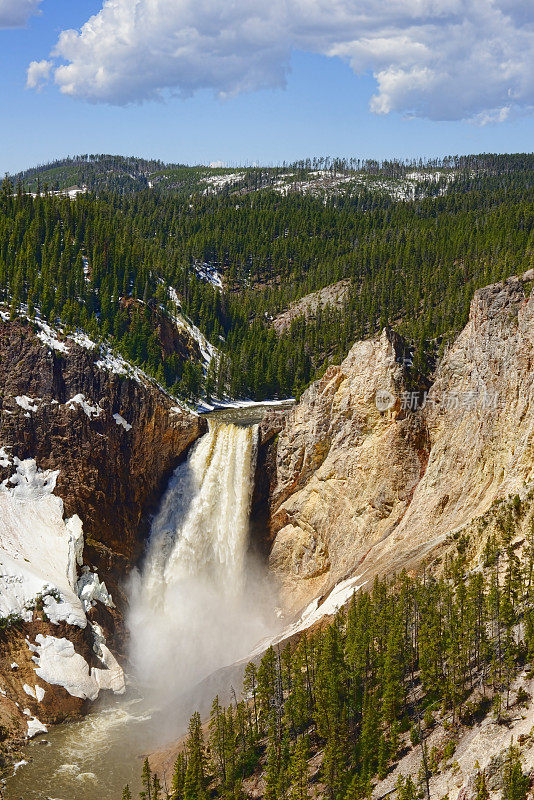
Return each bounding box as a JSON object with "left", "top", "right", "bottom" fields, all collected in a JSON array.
[
  {"left": 26, "top": 59, "right": 52, "bottom": 91},
  {"left": 0, "top": 0, "right": 42, "bottom": 28},
  {"left": 29, "top": 0, "right": 534, "bottom": 122},
  {"left": 51, "top": 0, "right": 291, "bottom": 104}
]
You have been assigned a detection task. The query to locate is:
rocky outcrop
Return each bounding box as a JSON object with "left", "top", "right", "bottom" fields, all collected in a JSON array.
[
  {"left": 271, "top": 280, "right": 351, "bottom": 335},
  {"left": 0, "top": 318, "right": 204, "bottom": 600},
  {"left": 120, "top": 297, "right": 204, "bottom": 363},
  {"left": 364, "top": 271, "right": 534, "bottom": 580},
  {"left": 267, "top": 272, "right": 534, "bottom": 611},
  {"left": 0, "top": 316, "right": 204, "bottom": 740}
]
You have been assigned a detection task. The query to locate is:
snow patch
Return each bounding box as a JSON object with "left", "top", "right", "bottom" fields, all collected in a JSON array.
[
  {"left": 68, "top": 331, "right": 96, "bottom": 350},
  {"left": 66, "top": 394, "right": 103, "bottom": 419},
  {"left": 250, "top": 574, "right": 366, "bottom": 657},
  {"left": 193, "top": 261, "right": 223, "bottom": 289},
  {"left": 22, "top": 683, "right": 45, "bottom": 702},
  {"left": 94, "top": 346, "right": 144, "bottom": 383},
  {"left": 15, "top": 396, "right": 40, "bottom": 413},
  {"left": 36, "top": 322, "right": 69, "bottom": 353},
  {"left": 76, "top": 569, "right": 114, "bottom": 612},
  {"left": 112, "top": 413, "right": 132, "bottom": 431},
  {"left": 26, "top": 716, "right": 47, "bottom": 738},
  {"left": 167, "top": 288, "right": 218, "bottom": 370},
  {"left": 202, "top": 172, "right": 245, "bottom": 193},
  {"left": 198, "top": 397, "right": 295, "bottom": 413}
]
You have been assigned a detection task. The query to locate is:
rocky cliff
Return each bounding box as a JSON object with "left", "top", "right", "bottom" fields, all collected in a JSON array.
[
  {"left": 0, "top": 315, "right": 204, "bottom": 751},
  {"left": 265, "top": 271, "right": 534, "bottom": 611}
]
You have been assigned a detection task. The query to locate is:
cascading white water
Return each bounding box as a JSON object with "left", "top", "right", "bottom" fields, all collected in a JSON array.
[
  {"left": 6, "top": 417, "right": 280, "bottom": 800},
  {"left": 128, "top": 420, "right": 275, "bottom": 704}
]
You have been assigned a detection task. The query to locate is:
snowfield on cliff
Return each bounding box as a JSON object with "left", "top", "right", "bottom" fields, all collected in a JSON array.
[
  {"left": 0, "top": 454, "right": 125, "bottom": 709},
  {"left": 0, "top": 456, "right": 86, "bottom": 627}
]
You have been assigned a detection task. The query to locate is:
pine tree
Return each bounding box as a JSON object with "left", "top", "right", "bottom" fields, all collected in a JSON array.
[
  {"left": 170, "top": 753, "right": 186, "bottom": 800},
  {"left": 394, "top": 774, "right": 418, "bottom": 800},
  {"left": 502, "top": 742, "right": 529, "bottom": 800},
  {"left": 184, "top": 712, "right": 207, "bottom": 800},
  {"left": 288, "top": 736, "right": 309, "bottom": 800},
  {"left": 141, "top": 758, "right": 152, "bottom": 800},
  {"left": 474, "top": 767, "right": 489, "bottom": 800}
]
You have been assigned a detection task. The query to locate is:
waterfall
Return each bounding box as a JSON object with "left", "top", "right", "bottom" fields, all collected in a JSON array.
[{"left": 128, "top": 420, "right": 274, "bottom": 703}]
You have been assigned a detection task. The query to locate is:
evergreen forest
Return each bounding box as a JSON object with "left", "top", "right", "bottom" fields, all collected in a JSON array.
[
  {"left": 126, "top": 494, "right": 534, "bottom": 800},
  {"left": 1, "top": 152, "right": 533, "bottom": 401}
]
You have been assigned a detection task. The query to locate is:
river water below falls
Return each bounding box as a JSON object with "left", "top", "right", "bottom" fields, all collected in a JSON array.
[
  {"left": 5, "top": 403, "right": 286, "bottom": 800},
  {"left": 5, "top": 694, "right": 152, "bottom": 799}
]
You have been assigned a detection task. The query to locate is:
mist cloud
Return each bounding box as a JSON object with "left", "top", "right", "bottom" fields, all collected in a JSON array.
[{"left": 28, "top": 0, "right": 534, "bottom": 122}]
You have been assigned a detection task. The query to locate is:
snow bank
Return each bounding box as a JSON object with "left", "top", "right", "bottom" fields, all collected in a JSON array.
[
  {"left": 30, "top": 634, "right": 125, "bottom": 701},
  {"left": 30, "top": 635, "right": 100, "bottom": 700},
  {"left": 112, "top": 413, "right": 132, "bottom": 431},
  {"left": 0, "top": 454, "right": 126, "bottom": 704},
  {"left": 0, "top": 461, "right": 96, "bottom": 626},
  {"left": 0, "top": 458, "right": 87, "bottom": 627},
  {"left": 250, "top": 574, "right": 367, "bottom": 657}
]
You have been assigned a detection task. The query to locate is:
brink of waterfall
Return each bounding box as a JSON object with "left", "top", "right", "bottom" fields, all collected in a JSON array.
[{"left": 128, "top": 420, "right": 276, "bottom": 705}]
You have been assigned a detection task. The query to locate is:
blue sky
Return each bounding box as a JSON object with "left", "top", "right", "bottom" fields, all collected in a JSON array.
[{"left": 1, "top": 0, "right": 533, "bottom": 175}]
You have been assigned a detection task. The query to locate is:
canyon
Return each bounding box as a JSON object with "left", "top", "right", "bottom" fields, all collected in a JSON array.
[
  {"left": 0, "top": 270, "right": 533, "bottom": 795},
  {"left": 0, "top": 316, "right": 203, "bottom": 755}
]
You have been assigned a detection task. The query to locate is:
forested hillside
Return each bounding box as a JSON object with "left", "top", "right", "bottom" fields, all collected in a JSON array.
[
  {"left": 129, "top": 494, "right": 534, "bottom": 800},
  {"left": 1, "top": 153, "right": 533, "bottom": 401}
]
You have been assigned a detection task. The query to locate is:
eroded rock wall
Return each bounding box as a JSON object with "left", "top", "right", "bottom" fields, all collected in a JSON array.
[
  {"left": 266, "top": 272, "right": 534, "bottom": 611},
  {"left": 0, "top": 319, "right": 204, "bottom": 597},
  {"left": 0, "top": 317, "right": 204, "bottom": 741}
]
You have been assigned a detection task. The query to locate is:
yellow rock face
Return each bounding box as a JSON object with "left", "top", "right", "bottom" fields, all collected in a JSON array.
[{"left": 268, "top": 273, "right": 534, "bottom": 612}]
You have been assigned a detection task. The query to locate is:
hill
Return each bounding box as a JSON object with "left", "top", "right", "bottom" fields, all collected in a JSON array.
[{"left": 2, "top": 152, "right": 533, "bottom": 404}]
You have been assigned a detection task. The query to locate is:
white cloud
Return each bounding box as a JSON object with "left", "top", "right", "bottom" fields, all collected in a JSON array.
[
  {"left": 26, "top": 59, "right": 52, "bottom": 91},
  {"left": 51, "top": 0, "right": 291, "bottom": 104},
  {"left": 0, "top": 0, "right": 42, "bottom": 28},
  {"left": 28, "top": 0, "right": 534, "bottom": 122}
]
